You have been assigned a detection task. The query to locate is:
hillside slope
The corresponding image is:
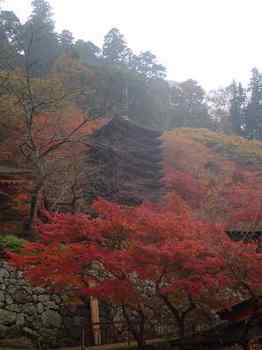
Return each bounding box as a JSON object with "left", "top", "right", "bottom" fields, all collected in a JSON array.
[{"left": 162, "top": 128, "right": 262, "bottom": 228}]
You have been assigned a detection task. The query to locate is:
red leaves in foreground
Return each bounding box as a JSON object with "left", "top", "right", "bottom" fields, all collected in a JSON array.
[{"left": 8, "top": 196, "right": 262, "bottom": 309}]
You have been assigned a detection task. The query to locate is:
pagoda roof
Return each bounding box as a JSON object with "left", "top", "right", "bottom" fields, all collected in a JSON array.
[
  {"left": 93, "top": 116, "right": 162, "bottom": 140},
  {"left": 0, "top": 162, "right": 31, "bottom": 184}
]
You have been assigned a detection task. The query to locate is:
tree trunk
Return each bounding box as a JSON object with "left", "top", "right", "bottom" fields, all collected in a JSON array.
[
  {"left": 121, "top": 305, "right": 146, "bottom": 349},
  {"left": 90, "top": 296, "right": 101, "bottom": 345},
  {"left": 26, "top": 183, "right": 42, "bottom": 237}
]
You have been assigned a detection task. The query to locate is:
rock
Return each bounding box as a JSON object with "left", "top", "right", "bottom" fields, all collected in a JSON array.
[
  {"left": 22, "top": 327, "right": 38, "bottom": 338},
  {"left": 0, "top": 268, "right": 9, "bottom": 280},
  {"left": 41, "top": 328, "right": 57, "bottom": 337},
  {"left": 30, "top": 321, "right": 41, "bottom": 330},
  {"left": 4, "top": 263, "right": 15, "bottom": 273},
  {"left": 34, "top": 287, "right": 45, "bottom": 295},
  {"left": 40, "top": 328, "right": 59, "bottom": 346},
  {"left": 0, "top": 260, "right": 73, "bottom": 346},
  {"left": 9, "top": 271, "right": 17, "bottom": 279},
  {"left": 45, "top": 301, "right": 59, "bottom": 310},
  {"left": 6, "top": 304, "right": 22, "bottom": 313},
  {"left": 5, "top": 325, "right": 21, "bottom": 337},
  {"left": 25, "top": 314, "right": 36, "bottom": 323},
  {"left": 14, "top": 288, "right": 33, "bottom": 303},
  {"left": 0, "top": 325, "right": 8, "bottom": 338},
  {"left": 37, "top": 303, "right": 44, "bottom": 314},
  {"left": 0, "top": 284, "right": 6, "bottom": 290},
  {"left": 16, "top": 271, "right": 23, "bottom": 279},
  {"left": 7, "top": 286, "right": 16, "bottom": 295},
  {"left": 23, "top": 303, "right": 36, "bottom": 316},
  {"left": 5, "top": 294, "right": 13, "bottom": 304},
  {"left": 0, "top": 291, "right": 5, "bottom": 304},
  {"left": 9, "top": 278, "right": 18, "bottom": 285},
  {"left": 0, "top": 309, "right": 16, "bottom": 325},
  {"left": 16, "top": 314, "right": 25, "bottom": 327},
  {"left": 41, "top": 310, "right": 61, "bottom": 328},
  {"left": 38, "top": 294, "right": 50, "bottom": 303},
  {"left": 15, "top": 280, "right": 25, "bottom": 287},
  {"left": 51, "top": 295, "right": 62, "bottom": 304},
  {"left": 0, "top": 336, "right": 34, "bottom": 349},
  {"left": 23, "top": 286, "right": 33, "bottom": 295}
]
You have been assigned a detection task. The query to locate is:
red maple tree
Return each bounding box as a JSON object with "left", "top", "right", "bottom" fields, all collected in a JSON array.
[{"left": 9, "top": 194, "right": 262, "bottom": 344}]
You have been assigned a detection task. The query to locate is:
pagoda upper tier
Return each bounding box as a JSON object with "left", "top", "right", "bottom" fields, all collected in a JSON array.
[{"left": 84, "top": 116, "right": 165, "bottom": 205}]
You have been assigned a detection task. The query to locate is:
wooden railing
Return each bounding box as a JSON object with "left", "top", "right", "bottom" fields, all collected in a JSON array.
[{"left": 80, "top": 320, "right": 175, "bottom": 348}]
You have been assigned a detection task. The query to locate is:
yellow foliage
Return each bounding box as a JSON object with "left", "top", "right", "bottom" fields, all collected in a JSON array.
[
  {"left": 162, "top": 128, "right": 262, "bottom": 222},
  {"left": 165, "top": 128, "right": 262, "bottom": 170},
  {"left": 162, "top": 128, "right": 237, "bottom": 186}
]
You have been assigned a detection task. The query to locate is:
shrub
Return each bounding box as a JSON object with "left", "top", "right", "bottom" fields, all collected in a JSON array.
[{"left": 0, "top": 234, "right": 26, "bottom": 252}]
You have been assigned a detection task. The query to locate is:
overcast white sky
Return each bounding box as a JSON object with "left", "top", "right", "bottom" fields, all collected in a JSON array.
[{"left": 2, "top": 0, "right": 262, "bottom": 90}]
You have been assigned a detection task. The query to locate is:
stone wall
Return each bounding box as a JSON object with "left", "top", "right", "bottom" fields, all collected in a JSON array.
[{"left": 0, "top": 260, "right": 89, "bottom": 348}]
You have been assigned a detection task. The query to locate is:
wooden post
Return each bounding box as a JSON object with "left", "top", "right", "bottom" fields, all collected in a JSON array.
[
  {"left": 127, "top": 328, "right": 130, "bottom": 347},
  {"left": 81, "top": 327, "right": 85, "bottom": 350},
  {"left": 90, "top": 294, "right": 101, "bottom": 345}
]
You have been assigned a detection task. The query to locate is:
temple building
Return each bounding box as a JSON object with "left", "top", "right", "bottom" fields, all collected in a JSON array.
[{"left": 85, "top": 116, "right": 165, "bottom": 205}]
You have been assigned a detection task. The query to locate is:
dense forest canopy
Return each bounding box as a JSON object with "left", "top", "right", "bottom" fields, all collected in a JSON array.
[{"left": 1, "top": 0, "right": 262, "bottom": 135}]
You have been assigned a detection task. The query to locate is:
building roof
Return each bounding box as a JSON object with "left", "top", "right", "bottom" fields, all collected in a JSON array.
[
  {"left": 0, "top": 162, "right": 31, "bottom": 185},
  {"left": 217, "top": 297, "right": 261, "bottom": 321},
  {"left": 93, "top": 116, "right": 162, "bottom": 140}
]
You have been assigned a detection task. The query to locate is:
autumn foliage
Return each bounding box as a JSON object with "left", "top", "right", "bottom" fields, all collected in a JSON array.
[
  {"left": 4, "top": 122, "right": 262, "bottom": 343},
  {"left": 9, "top": 193, "right": 262, "bottom": 340},
  {"left": 163, "top": 128, "right": 262, "bottom": 230},
  {"left": 2, "top": 5, "right": 262, "bottom": 344}
]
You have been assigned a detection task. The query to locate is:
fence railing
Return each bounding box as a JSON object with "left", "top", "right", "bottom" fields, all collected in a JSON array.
[{"left": 80, "top": 320, "right": 175, "bottom": 348}]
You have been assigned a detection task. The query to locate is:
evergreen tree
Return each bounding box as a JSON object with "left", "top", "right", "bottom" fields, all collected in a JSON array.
[
  {"left": 59, "top": 29, "right": 74, "bottom": 54},
  {"left": 228, "top": 81, "right": 246, "bottom": 136},
  {"left": 75, "top": 39, "right": 101, "bottom": 65},
  {"left": 246, "top": 68, "right": 262, "bottom": 139},
  {"left": 0, "top": 10, "right": 22, "bottom": 67},
  {"left": 22, "top": 0, "right": 59, "bottom": 76},
  {"left": 168, "top": 79, "right": 210, "bottom": 129},
  {"left": 103, "top": 28, "right": 131, "bottom": 65},
  {"left": 207, "top": 88, "right": 231, "bottom": 133},
  {"left": 130, "top": 51, "right": 166, "bottom": 80}
]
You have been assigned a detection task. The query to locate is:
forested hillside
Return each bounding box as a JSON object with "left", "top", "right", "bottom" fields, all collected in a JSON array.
[
  {"left": 163, "top": 128, "right": 262, "bottom": 228},
  {"left": 1, "top": 0, "right": 262, "bottom": 232},
  {"left": 2, "top": 0, "right": 262, "bottom": 133},
  {"left": 1, "top": 1, "right": 262, "bottom": 348}
]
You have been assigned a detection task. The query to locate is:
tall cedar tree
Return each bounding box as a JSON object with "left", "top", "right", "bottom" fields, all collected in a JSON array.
[
  {"left": 246, "top": 68, "right": 262, "bottom": 140},
  {"left": 22, "top": 0, "right": 59, "bottom": 76}
]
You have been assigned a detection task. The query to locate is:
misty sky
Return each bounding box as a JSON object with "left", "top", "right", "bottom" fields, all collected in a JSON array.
[{"left": 2, "top": 0, "right": 262, "bottom": 90}]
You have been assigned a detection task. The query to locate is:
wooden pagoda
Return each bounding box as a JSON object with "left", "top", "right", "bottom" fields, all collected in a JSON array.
[
  {"left": 83, "top": 116, "right": 164, "bottom": 344},
  {"left": 84, "top": 116, "right": 164, "bottom": 205}
]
